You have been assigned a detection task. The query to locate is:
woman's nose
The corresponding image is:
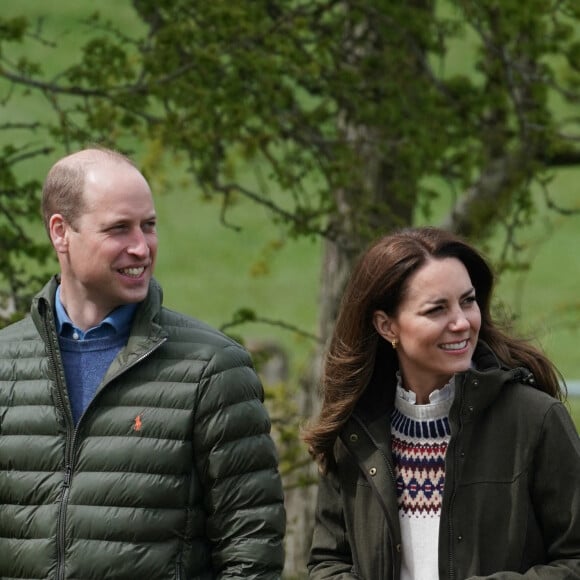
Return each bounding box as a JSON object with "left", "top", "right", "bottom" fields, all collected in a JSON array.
[{"left": 449, "top": 309, "right": 470, "bottom": 331}]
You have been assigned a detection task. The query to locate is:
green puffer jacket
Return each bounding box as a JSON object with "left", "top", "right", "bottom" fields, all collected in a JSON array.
[
  {"left": 309, "top": 343, "right": 580, "bottom": 579},
  {"left": 0, "top": 277, "right": 285, "bottom": 579}
]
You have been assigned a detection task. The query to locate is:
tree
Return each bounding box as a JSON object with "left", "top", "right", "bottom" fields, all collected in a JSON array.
[
  {"left": 1, "top": 0, "right": 580, "bottom": 574},
  {"left": 0, "top": 142, "right": 53, "bottom": 323}
]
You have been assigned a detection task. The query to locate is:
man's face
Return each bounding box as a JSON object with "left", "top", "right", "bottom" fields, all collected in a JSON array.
[{"left": 58, "top": 161, "right": 158, "bottom": 320}]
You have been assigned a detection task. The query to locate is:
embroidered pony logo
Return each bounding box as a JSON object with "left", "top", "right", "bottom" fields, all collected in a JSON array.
[{"left": 133, "top": 414, "right": 143, "bottom": 432}]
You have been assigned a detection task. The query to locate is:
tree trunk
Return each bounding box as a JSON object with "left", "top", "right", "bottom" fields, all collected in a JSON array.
[
  {"left": 282, "top": 233, "right": 354, "bottom": 578},
  {"left": 283, "top": 148, "right": 416, "bottom": 575}
]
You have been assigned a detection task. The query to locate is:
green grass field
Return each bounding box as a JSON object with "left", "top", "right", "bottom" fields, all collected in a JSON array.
[
  {"left": 2, "top": 1, "right": 579, "bottom": 429},
  {"left": 569, "top": 397, "right": 580, "bottom": 417}
]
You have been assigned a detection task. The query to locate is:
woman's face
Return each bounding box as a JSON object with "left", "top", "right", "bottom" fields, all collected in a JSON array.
[{"left": 374, "top": 257, "right": 481, "bottom": 396}]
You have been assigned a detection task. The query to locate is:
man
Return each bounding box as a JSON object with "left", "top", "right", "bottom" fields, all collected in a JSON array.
[{"left": 0, "top": 148, "right": 286, "bottom": 578}]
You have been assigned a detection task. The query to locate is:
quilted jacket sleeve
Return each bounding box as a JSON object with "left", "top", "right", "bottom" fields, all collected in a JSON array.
[
  {"left": 194, "top": 343, "right": 286, "bottom": 579},
  {"left": 308, "top": 467, "right": 359, "bottom": 579}
]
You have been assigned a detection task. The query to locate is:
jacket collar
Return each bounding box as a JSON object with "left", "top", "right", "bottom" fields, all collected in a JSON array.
[
  {"left": 346, "top": 340, "right": 530, "bottom": 440},
  {"left": 31, "top": 275, "right": 168, "bottom": 351}
]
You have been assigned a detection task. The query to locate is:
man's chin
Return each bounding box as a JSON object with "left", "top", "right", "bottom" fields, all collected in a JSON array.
[{"left": 118, "top": 286, "right": 150, "bottom": 305}]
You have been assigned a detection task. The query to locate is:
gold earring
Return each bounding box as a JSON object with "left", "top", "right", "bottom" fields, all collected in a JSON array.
[{"left": 391, "top": 339, "right": 398, "bottom": 350}]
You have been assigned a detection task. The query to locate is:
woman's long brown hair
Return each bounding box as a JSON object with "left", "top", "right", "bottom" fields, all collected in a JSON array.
[{"left": 302, "top": 227, "right": 564, "bottom": 472}]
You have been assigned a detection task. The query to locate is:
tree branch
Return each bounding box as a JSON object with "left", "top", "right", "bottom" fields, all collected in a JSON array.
[{"left": 440, "top": 153, "right": 524, "bottom": 238}]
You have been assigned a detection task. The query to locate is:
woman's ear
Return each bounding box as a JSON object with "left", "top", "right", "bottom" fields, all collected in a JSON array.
[{"left": 373, "top": 310, "right": 397, "bottom": 342}]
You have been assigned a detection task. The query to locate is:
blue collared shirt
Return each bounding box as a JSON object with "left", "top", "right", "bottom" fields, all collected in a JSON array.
[
  {"left": 55, "top": 286, "right": 137, "bottom": 340},
  {"left": 55, "top": 286, "right": 139, "bottom": 424}
]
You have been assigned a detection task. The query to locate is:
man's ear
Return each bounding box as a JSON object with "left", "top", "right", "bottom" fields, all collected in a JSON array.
[
  {"left": 372, "top": 310, "right": 397, "bottom": 342},
  {"left": 49, "top": 214, "right": 69, "bottom": 253}
]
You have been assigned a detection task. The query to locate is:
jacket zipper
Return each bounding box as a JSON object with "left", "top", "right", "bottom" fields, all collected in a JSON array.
[
  {"left": 40, "top": 299, "right": 167, "bottom": 580},
  {"left": 447, "top": 471, "right": 456, "bottom": 580},
  {"left": 446, "top": 379, "right": 465, "bottom": 580},
  {"left": 57, "top": 466, "right": 72, "bottom": 580},
  {"left": 445, "top": 367, "right": 523, "bottom": 579},
  {"left": 40, "top": 302, "right": 75, "bottom": 580},
  {"left": 57, "top": 424, "right": 86, "bottom": 580}
]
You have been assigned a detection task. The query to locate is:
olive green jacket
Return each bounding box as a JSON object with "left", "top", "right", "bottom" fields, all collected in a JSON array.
[
  {"left": 0, "top": 277, "right": 285, "bottom": 579},
  {"left": 309, "top": 344, "right": 580, "bottom": 579}
]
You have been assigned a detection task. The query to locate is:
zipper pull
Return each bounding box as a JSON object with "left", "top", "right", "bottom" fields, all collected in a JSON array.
[{"left": 63, "top": 466, "right": 72, "bottom": 488}]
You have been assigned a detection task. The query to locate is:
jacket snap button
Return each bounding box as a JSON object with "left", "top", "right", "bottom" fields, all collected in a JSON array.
[
  {"left": 396, "top": 543, "right": 402, "bottom": 553},
  {"left": 468, "top": 405, "right": 474, "bottom": 412},
  {"left": 369, "top": 467, "right": 377, "bottom": 476},
  {"left": 349, "top": 433, "right": 359, "bottom": 442},
  {"left": 457, "top": 535, "right": 463, "bottom": 541},
  {"left": 472, "top": 379, "right": 479, "bottom": 386}
]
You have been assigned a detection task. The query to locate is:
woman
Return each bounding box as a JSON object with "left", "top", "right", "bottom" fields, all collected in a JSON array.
[{"left": 303, "top": 227, "right": 580, "bottom": 579}]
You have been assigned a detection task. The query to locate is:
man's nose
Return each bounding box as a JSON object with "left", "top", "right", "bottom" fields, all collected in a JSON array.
[{"left": 127, "top": 228, "right": 149, "bottom": 257}]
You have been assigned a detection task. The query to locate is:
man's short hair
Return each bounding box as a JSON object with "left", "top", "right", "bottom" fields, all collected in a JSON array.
[{"left": 41, "top": 147, "right": 137, "bottom": 235}]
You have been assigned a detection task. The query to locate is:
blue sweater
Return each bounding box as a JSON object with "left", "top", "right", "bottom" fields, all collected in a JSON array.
[
  {"left": 58, "top": 333, "right": 128, "bottom": 424},
  {"left": 55, "top": 286, "right": 136, "bottom": 423}
]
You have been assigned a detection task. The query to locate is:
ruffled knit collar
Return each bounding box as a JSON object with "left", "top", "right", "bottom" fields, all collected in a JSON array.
[{"left": 394, "top": 372, "right": 455, "bottom": 421}]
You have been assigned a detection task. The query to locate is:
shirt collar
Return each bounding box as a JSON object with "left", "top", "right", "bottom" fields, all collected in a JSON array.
[
  {"left": 55, "top": 285, "right": 138, "bottom": 340},
  {"left": 395, "top": 370, "right": 456, "bottom": 405}
]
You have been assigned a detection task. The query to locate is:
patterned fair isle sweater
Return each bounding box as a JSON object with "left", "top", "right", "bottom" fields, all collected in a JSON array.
[{"left": 390, "top": 376, "right": 455, "bottom": 580}]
